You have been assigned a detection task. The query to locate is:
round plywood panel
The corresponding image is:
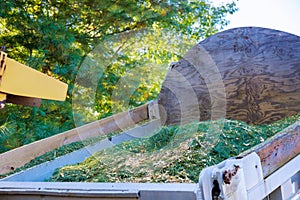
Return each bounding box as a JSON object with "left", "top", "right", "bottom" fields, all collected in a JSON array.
[{"left": 158, "top": 27, "right": 300, "bottom": 125}]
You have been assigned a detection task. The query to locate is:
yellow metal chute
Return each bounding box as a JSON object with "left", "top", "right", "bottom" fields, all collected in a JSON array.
[{"left": 0, "top": 51, "right": 68, "bottom": 107}]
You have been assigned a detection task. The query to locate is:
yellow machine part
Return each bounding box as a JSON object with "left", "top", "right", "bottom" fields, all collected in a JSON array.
[
  {"left": 0, "top": 93, "right": 6, "bottom": 101},
  {"left": 0, "top": 58, "right": 68, "bottom": 101}
]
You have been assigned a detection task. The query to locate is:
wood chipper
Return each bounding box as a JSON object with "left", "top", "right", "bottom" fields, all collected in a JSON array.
[{"left": 0, "top": 48, "right": 68, "bottom": 108}]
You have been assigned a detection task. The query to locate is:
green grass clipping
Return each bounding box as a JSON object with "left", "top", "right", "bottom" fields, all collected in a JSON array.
[{"left": 48, "top": 114, "right": 299, "bottom": 183}]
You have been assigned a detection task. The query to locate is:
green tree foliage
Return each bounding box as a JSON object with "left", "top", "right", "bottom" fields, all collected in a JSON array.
[{"left": 0, "top": 0, "right": 237, "bottom": 152}]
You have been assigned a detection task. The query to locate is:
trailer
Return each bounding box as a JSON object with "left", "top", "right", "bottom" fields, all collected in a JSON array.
[{"left": 0, "top": 27, "right": 299, "bottom": 200}]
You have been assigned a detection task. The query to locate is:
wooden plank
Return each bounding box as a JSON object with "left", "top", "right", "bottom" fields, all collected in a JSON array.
[
  {"left": 158, "top": 27, "right": 300, "bottom": 125},
  {"left": 240, "top": 119, "right": 300, "bottom": 178},
  {"left": 0, "top": 103, "right": 149, "bottom": 175},
  {"left": 0, "top": 120, "right": 161, "bottom": 182}
]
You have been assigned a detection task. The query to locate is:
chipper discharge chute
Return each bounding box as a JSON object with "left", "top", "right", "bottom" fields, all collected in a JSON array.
[{"left": 0, "top": 50, "right": 68, "bottom": 108}]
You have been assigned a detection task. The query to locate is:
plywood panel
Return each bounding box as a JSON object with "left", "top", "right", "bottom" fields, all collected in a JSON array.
[{"left": 158, "top": 27, "right": 300, "bottom": 125}]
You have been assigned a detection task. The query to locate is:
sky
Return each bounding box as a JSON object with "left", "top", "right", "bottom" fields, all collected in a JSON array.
[{"left": 212, "top": 0, "right": 300, "bottom": 36}]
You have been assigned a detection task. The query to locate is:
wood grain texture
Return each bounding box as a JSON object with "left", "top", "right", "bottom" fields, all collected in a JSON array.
[
  {"left": 0, "top": 103, "right": 149, "bottom": 175},
  {"left": 158, "top": 27, "right": 300, "bottom": 125},
  {"left": 240, "top": 119, "right": 300, "bottom": 178}
]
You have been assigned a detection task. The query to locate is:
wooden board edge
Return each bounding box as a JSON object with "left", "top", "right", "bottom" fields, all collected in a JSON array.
[
  {"left": 239, "top": 119, "right": 300, "bottom": 178},
  {"left": 0, "top": 102, "right": 151, "bottom": 175}
]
